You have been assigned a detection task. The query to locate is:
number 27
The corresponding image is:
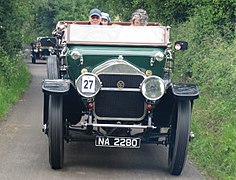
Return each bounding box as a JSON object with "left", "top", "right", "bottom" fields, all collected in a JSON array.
[{"left": 83, "top": 80, "right": 93, "bottom": 89}]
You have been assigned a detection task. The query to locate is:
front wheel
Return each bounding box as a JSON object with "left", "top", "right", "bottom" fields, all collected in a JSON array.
[
  {"left": 168, "top": 100, "right": 191, "bottom": 175},
  {"left": 43, "top": 55, "right": 59, "bottom": 126},
  {"left": 48, "top": 95, "right": 64, "bottom": 169},
  {"left": 31, "top": 54, "right": 36, "bottom": 64}
]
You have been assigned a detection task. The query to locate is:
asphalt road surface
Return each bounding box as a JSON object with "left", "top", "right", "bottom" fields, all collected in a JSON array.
[{"left": 0, "top": 57, "right": 204, "bottom": 180}]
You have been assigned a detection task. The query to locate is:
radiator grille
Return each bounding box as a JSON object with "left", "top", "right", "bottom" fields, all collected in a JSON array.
[{"left": 94, "top": 74, "right": 145, "bottom": 120}]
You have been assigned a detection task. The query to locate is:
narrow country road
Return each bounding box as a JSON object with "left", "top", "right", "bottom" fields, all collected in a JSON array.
[{"left": 0, "top": 56, "right": 204, "bottom": 180}]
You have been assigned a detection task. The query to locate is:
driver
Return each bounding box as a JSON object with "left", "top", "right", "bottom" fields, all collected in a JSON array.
[{"left": 88, "top": 8, "right": 103, "bottom": 25}]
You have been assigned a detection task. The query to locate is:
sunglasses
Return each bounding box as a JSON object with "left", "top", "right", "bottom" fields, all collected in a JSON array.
[{"left": 91, "top": 15, "right": 100, "bottom": 19}]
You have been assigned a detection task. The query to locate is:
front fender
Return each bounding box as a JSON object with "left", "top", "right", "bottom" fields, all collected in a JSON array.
[
  {"left": 171, "top": 83, "right": 199, "bottom": 100},
  {"left": 42, "top": 79, "right": 70, "bottom": 95}
]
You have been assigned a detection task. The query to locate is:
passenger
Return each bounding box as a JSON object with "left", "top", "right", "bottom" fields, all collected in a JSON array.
[
  {"left": 89, "top": 8, "right": 103, "bottom": 25},
  {"left": 131, "top": 9, "right": 148, "bottom": 26},
  {"left": 101, "top": 12, "right": 111, "bottom": 25},
  {"left": 131, "top": 13, "right": 142, "bottom": 26}
]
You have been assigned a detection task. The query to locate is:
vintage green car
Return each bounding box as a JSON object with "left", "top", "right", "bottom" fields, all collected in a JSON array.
[{"left": 42, "top": 21, "right": 199, "bottom": 175}]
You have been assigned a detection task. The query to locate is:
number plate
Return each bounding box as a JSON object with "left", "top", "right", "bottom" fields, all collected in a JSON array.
[{"left": 95, "top": 136, "right": 141, "bottom": 148}]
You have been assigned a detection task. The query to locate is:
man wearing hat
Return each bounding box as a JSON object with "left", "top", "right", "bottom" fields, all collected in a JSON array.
[{"left": 89, "top": 8, "right": 103, "bottom": 25}]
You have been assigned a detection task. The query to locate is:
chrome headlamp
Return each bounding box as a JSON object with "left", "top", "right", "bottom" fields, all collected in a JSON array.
[
  {"left": 75, "top": 73, "right": 101, "bottom": 98},
  {"left": 49, "top": 47, "right": 54, "bottom": 53},
  {"left": 70, "top": 50, "right": 81, "bottom": 60},
  {"left": 141, "top": 76, "right": 165, "bottom": 101},
  {"left": 154, "top": 51, "right": 164, "bottom": 62}
]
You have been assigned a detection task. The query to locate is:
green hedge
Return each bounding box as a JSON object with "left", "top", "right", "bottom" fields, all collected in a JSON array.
[
  {"left": 171, "top": 11, "right": 236, "bottom": 179},
  {"left": 0, "top": 46, "right": 31, "bottom": 120}
]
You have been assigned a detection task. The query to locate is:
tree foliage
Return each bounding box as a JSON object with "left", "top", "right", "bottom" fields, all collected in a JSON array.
[
  {"left": 0, "top": 0, "right": 236, "bottom": 55},
  {"left": 0, "top": 0, "right": 37, "bottom": 55}
]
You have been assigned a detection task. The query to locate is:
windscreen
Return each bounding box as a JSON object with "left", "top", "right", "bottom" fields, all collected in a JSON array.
[
  {"left": 40, "top": 37, "right": 57, "bottom": 47},
  {"left": 66, "top": 24, "right": 169, "bottom": 46}
]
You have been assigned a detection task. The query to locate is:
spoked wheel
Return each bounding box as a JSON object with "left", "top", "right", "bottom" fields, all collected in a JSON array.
[
  {"left": 168, "top": 100, "right": 191, "bottom": 175},
  {"left": 48, "top": 95, "right": 64, "bottom": 169}
]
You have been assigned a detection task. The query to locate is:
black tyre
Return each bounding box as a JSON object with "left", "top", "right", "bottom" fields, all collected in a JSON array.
[
  {"left": 43, "top": 55, "right": 59, "bottom": 126},
  {"left": 48, "top": 95, "right": 64, "bottom": 169},
  {"left": 47, "top": 55, "right": 59, "bottom": 79},
  {"left": 32, "top": 54, "right": 36, "bottom": 64},
  {"left": 168, "top": 100, "right": 191, "bottom": 175}
]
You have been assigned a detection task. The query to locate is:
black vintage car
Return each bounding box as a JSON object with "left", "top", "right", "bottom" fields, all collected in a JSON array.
[
  {"left": 31, "top": 37, "right": 56, "bottom": 64},
  {"left": 42, "top": 21, "right": 199, "bottom": 175}
]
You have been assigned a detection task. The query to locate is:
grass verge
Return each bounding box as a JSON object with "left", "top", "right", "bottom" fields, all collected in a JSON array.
[{"left": 189, "top": 96, "right": 236, "bottom": 179}]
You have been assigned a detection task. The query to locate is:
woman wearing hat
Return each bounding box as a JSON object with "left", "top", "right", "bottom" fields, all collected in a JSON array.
[
  {"left": 131, "top": 9, "right": 148, "bottom": 26},
  {"left": 101, "top": 12, "right": 111, "bottom": 25}
]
